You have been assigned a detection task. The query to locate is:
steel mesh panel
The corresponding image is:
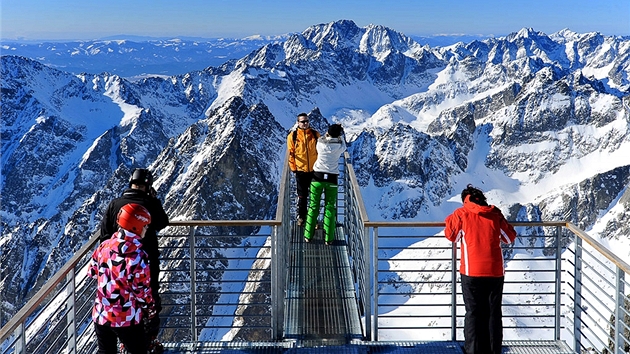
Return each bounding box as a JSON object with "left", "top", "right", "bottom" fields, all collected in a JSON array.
[{"left": 285, "top": 224, "right": 362, "bottom": 342}]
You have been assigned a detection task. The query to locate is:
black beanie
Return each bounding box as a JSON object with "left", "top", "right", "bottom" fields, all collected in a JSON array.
[{"left": 327, "top": 124, "right": 343, "bottom": 138}]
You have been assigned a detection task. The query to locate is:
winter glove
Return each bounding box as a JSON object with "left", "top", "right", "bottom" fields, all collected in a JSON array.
[{"left": 145, "top": 307, "right": 157, "bottom": 320}]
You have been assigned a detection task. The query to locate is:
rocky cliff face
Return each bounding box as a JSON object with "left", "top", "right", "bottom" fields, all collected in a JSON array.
[{"left": 1, "top": 21, "right": 629, "bottom": 332}]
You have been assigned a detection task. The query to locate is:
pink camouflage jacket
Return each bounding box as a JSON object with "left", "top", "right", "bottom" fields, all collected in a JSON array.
[{"left": 88, "top": 230, "right": 155, "bottom": 327}]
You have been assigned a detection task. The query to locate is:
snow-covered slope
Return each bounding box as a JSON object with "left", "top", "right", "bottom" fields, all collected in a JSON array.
[{"left": 1, "top": 21, "right": 629, "bottom": 339}]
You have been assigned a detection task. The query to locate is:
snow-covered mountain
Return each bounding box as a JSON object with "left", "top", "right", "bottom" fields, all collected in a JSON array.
[
  {"left": 0, "top": 36, "right": 287, "bottom": 78},
  {"left": 0, "top": 34, "right": 492, "bottom": 79},
  {"left": 1, "top": 20, "right": 629, "bottom": 335}
]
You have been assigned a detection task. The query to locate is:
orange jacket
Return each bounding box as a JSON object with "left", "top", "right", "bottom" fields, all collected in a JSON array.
[
  {"left": 287, "top": 128, "right": 320, "bottom": 172},
  {"left": 444, "top": 195, "right": 517, "bottom": 277}
]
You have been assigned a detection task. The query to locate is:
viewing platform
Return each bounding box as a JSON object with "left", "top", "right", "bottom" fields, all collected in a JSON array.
[{"left": 1, "top": 153, "right": 629, "bottom": 354}]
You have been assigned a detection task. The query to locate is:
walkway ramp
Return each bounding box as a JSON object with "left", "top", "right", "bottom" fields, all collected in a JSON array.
[
  {"left": 284, "top": 223, "right": 363, "bottom": 345},
  {"left": 162, "top": 340, "right": 573, "bottom": 353}
]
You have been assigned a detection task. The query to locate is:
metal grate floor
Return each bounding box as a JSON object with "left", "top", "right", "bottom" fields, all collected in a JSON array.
[
  {"left": 162, "top": 340, "right": 574, "bottom": 353},
  {"left": 284, "top": 223, "right": 363, "bottom": 344}
]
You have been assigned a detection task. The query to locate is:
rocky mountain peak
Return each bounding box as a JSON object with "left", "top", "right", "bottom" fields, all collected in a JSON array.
[
  {"left": 302, "top": 19, "right": 363, "bottom": 50},
  {"left": 1, "top": 22, "right": 629, "bottom": 330}
]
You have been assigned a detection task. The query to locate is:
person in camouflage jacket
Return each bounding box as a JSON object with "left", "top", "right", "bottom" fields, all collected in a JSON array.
[{"left": 89, "top": 203, "right": 157, "bottom": 354}]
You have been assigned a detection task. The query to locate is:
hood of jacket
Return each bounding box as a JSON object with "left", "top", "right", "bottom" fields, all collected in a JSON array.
[
  {"left": 111, "top": 230, "right": 144, "bottom": 256},
  {"left": 462, "top": 195, "right": 501, "bottom": 217},
  {"left": 318, "top": 135, "right": 344, "bottom": 151},
  {"left": 313, "top": 136, "right": 346, "bottom": 174}
]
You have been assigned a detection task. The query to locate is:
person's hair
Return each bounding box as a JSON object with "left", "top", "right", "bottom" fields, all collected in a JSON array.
[
  {"left": 461, "top": 184, "right": 488, "bottom": 206},
  {"left": 297, "top": 112, "right": 308, "bottom": 120},
  {"left": 327, "top": 124, "right": 343, "bottom": 138}
]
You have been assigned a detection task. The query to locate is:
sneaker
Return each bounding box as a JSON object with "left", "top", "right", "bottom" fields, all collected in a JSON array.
[
  {"left": 297, "top": 217, "right": 304, "bottom": 226},
  {"left": 148, "top": 337, "right": 164, "bottom": 354}
]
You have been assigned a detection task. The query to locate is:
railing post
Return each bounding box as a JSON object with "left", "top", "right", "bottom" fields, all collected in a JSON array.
[
  {"left": 188, "top": 225, "right": 198, "bottom": 343},
  {"left": 555, "top": 226, "right": 562, "bottom": 340},
  {"left": 16, "top": 322, "right": 25, "bottom": 354},
  {"left": 451, "top": 241, "right": 457, "bottom": 342},
  {"left": 573, "top": 236, "right": 583, "bottom": 352},
  {"left": 371, "top": 227, "right": 378, "bottom": 341},
  {"left": 66, "top": 270, "right": 77, "bottom": 354},
  {"left": 271, "top": 224, "right": 277, "bottom": 339},
  {"left": 615, "top": 267, "right": 625, "bottom": 354},
  {"left": 271, "top": 222, "right": 284, "bottom": 340}
]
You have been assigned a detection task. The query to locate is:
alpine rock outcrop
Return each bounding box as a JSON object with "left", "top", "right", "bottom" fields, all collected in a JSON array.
[{"left": 1, "top": 20, "right": 629, "bottom": 339}]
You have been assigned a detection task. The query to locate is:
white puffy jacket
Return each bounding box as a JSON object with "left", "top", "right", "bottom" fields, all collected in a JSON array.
[{"left": 313, "top": 135, "right": 346, "bottom": 175}]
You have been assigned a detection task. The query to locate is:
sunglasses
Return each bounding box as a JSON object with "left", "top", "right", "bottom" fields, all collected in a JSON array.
[{"left": 298, "top": 120, "right": 309, "bottom": 124}]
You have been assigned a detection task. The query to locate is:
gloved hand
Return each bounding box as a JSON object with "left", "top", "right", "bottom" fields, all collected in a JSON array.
[{"left": 145, "top": 307, "right": 157, "bottom": 320}]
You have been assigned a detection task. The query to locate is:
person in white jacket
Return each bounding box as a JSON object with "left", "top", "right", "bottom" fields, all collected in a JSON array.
[{"left": 303, "top": 124, "right": 346, "bottom": 245}]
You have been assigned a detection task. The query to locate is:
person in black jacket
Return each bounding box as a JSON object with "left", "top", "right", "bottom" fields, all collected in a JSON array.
[{"left": 99, "top": 168, "right": 169, "bottom": 353}]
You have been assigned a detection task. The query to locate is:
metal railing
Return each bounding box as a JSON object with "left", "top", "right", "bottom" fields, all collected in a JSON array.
[
  {"left": 2, "top": 151, "right": 630, "bottom": 353},
  {"left": 342, "top": 152, "right": 630, "bottom": 353},
  {"left": 0, "top": 232, "right": 101, "bottom": 354},
  {"left": 0, "top": 154, "right": 292, "bottom": 354}
]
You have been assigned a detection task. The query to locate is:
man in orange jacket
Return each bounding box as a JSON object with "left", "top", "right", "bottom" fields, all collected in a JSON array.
[
  {"left": 444, "top": 184, "right": 517, "bottom": 354},
  {"left": 287, "top": 112, "right": 320, "bottom": 226}
]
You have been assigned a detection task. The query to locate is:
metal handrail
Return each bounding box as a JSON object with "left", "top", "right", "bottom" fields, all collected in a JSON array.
[
  {"left": 1, "top": 151, "right": 292, "bottom": 353},
  {"left": 340, "top": 166, "right": 630, "bottom": 353},
  {"left": 3, "top": 149, "right": 630, "bottom": 354},
  {"left": 565, "top": 223, "right": 630, "bottom": 273},
  {"left": 0, "top": 232, "right": 101, "bottom": 352}
]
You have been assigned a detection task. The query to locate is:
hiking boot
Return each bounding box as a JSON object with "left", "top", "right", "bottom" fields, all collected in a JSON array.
[{"left": 148, "top": 336, "right": 164, "bottom": 354}]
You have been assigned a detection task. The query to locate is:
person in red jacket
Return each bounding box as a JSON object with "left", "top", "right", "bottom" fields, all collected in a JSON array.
[{"left": 444, "top": 184, "right": 517, "bottom": 354}]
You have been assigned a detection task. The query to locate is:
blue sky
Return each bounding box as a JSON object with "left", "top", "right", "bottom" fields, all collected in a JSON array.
[{"left": 2, "top": 0, "right": 628, "bottom": 41}]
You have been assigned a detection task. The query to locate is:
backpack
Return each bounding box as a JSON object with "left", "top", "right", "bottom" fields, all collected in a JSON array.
[{"left": 292, "top": 128, "right": 319, "bottom": 144}]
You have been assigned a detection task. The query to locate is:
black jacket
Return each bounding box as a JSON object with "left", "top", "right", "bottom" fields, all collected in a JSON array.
[{"left": 99, "top": 188, "right": 169, "bottom": 262}]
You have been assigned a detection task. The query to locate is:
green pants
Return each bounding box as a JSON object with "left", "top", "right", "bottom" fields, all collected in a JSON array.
[{"left": 304, "top": 180, "right": 338, "bottom": 242}]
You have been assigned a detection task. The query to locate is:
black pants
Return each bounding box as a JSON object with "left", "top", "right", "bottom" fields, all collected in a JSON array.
[
  {"left": 95, "top": 322, "right": 148, "bottom": 354},
  {"left": 148, "top": 259, "right": 161, "bottom": 338},
  {"left": 461, "top": 274, "right": 504, "bottom": 354},
  {"left": 294, "top": 171, "right": 313, "bottom": 219}
]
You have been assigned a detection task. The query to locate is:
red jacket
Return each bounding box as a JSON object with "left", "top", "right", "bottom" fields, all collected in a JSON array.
[{"left": 444, "top": 195, "right": 517, "bottom": 277}]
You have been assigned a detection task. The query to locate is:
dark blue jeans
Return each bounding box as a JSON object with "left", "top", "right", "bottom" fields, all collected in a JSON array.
[{"left": 461, "top": 274, "right": 504, "bottom": 354}]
